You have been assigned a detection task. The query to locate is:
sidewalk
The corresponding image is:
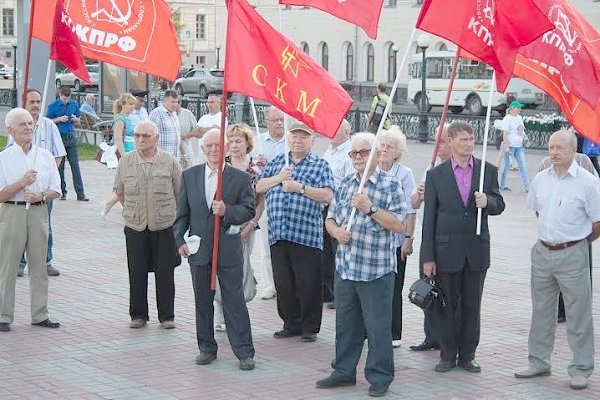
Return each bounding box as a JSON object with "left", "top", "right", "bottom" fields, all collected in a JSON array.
[{"left": 0, "top": 142, "right": 598, "bottom": 400}]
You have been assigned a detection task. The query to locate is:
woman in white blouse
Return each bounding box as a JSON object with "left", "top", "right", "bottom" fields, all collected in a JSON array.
[{"left": 499, "top": 101, "right": 530, "bottom": 192}]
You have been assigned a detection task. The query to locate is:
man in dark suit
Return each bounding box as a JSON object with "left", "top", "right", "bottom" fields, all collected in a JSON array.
[
  {"left": 173, "top": 128, "right": 256, "bottom": 371},
  {"left": 420, "top": 121, "right": 505, "bottom": 373}
]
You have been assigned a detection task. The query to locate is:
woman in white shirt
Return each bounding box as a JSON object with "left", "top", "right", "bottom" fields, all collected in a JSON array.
[{"left": 499, "top": 101, "right": 530, "bottom": 192}]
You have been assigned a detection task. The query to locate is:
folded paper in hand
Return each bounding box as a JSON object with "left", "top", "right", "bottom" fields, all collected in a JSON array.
[
  {"left": 184, "top": 230, "right": 201, "bottom": 254},
  {"left": 99, "top": 142, "right": 119, "bottom": 169}
]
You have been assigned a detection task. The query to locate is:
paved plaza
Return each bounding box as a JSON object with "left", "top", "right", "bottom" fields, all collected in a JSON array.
[{"left": 1, "top": 138, "right": 599, "bottom": 399}]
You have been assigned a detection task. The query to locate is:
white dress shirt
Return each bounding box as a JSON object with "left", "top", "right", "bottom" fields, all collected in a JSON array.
[{"left": 527, "top": 160, "right": 600, "bottom": 243}]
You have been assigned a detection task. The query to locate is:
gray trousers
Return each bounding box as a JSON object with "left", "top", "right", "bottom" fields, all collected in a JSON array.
[
  {"left": 529, "top": 240, "right": 594, "bottom": 377},
  {"left": 0, "top": 203, "right": 50, "bottom": 324},
  {"left": 331, "top": 272, "right": 394, "bottom": 387}
]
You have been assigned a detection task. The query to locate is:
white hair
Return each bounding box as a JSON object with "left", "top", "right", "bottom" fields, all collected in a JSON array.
[
  {"left": 5, "top": 108, "right": 32, "bottom": 129},
  {"left": 378, "top": 125, "right": 408, "bottom": 161},
  {"left": 351, "top": 131, "right": 376, "bottom": 148},
  {"left": 85, "top": 94, "right": 95, "bottom": 101},
  {"left": 135, "top": 120, "right": 159, "bottom": 136}
]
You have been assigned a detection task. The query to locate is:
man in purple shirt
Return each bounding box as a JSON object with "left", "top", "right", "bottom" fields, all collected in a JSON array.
[{"left": 420, "top": 121, "right": 505, "bottom": 374}]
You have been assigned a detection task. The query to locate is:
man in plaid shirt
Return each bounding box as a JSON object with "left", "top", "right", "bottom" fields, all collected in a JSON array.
[
  {"left": 256, "top": 122, "right": 334, "bottom": 343},
  {"left": 316, "top": 132, "right": 406, "bottom": 398},
  {"left": 149, "top": 90, "right": 181, "bottom": 160}
]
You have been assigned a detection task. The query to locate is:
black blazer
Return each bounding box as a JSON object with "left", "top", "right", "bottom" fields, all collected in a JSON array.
[
  {"left": 173, "top": 164, "right": 255, "bottom": 267},
  {"left": 420, "top": 158, "right": 505, "bottom": 273}
]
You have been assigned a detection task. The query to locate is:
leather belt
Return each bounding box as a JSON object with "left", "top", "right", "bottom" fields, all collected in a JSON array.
[
  {"left": 3, "top": 201, "right": 43, "bottom": 206},
  {"left": 541, "top": 240, "right": 582, "bottom": 251}
]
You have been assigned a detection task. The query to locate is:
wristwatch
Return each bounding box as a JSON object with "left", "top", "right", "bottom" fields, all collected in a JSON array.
[
  {"left": 405, "top": 235, "right": 413, "bottom": 240},
  {"left": 300, "top": 184, "right": 306, "bottom": 194},
  {"left": 367, "top": 205, "right": 379, "bottom": 216}
]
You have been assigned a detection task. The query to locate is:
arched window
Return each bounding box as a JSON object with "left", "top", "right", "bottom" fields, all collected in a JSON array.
[
  {"left": 387, "top": 43, "right": 398, "bottom": 82},
  {"left": 319, "top": 42, "right": 329, "bottom": 70},
  {"left": 300, "top": 41, "right": 309, "bottom": 55},
  {"left": 366, "top": 43, "right": 375, "bottom": 82},
  {"left": 344, "top": 42, "right": 354, "bottom": 81}
]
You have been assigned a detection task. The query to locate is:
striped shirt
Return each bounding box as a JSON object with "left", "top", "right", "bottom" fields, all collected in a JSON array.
[
  {"left": 328, "top": 170, "right": 406, "bottom": 282},
  {"left": 0, "top": 144, "right": 61, "bottom": 201},
  {"left": 259, "top": 152, "right": 334, "bottom": 250},
  {"left": 378, "top": 162, "right": 415, "bottom": 246},
  {"left": 149, "top": 105, "right": 181, "bottom": 159},
  {"left": 527, "top": 160, "right": 600, "bottom": 243},
  {"left": 6, "top": 117, "right": 66, "bottom": 158}
]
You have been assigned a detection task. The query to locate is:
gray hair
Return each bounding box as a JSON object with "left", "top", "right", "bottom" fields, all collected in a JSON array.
[
  {"left": 551, "top": 129, "right": 578, "bottom": 150},
  {"left": 5, "top": 107, "right": 32, "bottom": 129},
  {"left": 378, "top": 125, "right": 408, "bottom": 161},
  {"left": 351, "top": 132, "right": 376, "bottom": 148},
  {"left": 135, "top": 120, "right": 159, "bottom": 136},
  {"left": 85, "top": 93, "right": 95, "bottom": 101}
]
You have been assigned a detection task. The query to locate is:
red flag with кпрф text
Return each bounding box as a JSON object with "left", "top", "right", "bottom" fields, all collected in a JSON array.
[
  {"left": 279, "top": 0, "right": 384, "bottom": 39},
  {"left": 416, "top": 0, "right": 554, "bottom": 93},
  {"left": 50, "top": 0, "right": 90, "bottom": 85},
  {"left": 225, "top": 0, "right": 353, "bottom": 138},
  {"left": 32, "top": 0, "right": 180, "bottom": 81}
]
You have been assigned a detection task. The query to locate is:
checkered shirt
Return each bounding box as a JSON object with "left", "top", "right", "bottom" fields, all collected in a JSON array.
[
  {"left": 149, "top": 105, "right": 181, "bottom": 159},
  {"left": 258, "top": 152, "right": 334, "bottom": 250},
  {"left": 328, "top": 170, "right": 407, "bottom": 282}
]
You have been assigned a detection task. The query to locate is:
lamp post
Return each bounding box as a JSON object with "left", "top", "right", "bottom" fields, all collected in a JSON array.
[
  {"left": 11, "top": 43, "right": 17, "bottom": 107},
  {"left": 215, "top": 44, "right": 221, "bottom": 69},
  {"left": 391, "top": 44, "right": 399, "bottom": 82},
  {"left": 417, "top": 34, "right": 431, "bottom": 143}
]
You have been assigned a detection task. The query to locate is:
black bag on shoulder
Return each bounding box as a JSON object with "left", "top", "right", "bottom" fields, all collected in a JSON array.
[
  {"left": 370, "top": 95, "right": 387, "bottom": 126},
  {"left": 408, "top": 278, "right": 445, "bottom": 311}
]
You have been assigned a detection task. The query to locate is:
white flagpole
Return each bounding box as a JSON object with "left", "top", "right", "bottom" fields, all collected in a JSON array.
[
  {"left": 26, "top": 61, "right": 53, "bottom": 210},
  {"left": 476, "top": 71, "right": 496, "bottom": 235},
  {"left": 248, "top": 97, "right": 263, "bottom": 154},
  {"left": 346, "top": 28, "right": 417, "bottom": 230},
  {"left": 277, "top": 3, "right": 289, "bottom": 167}
]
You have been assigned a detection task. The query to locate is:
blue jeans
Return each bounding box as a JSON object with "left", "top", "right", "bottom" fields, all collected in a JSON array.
[
  {"left": 20, "top": 201, "right": 53, "bottom": 267},
  {"left": 59, "top": 136, "right": 85, "bottom": 196},
  {"left": 499, "top": 146, "right": 529, "bottom": 190},
  {"left": 331, "top": 272, "right": 394, "bottom": 387}
]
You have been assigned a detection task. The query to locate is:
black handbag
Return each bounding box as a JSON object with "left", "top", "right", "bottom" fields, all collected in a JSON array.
[{"left": 408, "top": 278, "right": 445, "bottom": 311}]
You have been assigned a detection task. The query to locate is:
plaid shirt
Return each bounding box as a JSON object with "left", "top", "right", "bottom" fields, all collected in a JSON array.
[
  {"left": 328, "top": 170, "right": 407, "bottom": 282},
  {"left": 259, "top": 152, "right": 334, "bottom": 250},
  {"left": 149, "top": 105, "right": 181, "bottom": 159}
]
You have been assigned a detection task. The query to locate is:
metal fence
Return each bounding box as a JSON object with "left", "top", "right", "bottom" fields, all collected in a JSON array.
[{"left": 0, "top": 89, "right": 17, "bottom": 107}]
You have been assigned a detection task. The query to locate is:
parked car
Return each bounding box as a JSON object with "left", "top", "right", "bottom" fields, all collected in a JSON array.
[
  {"left": 173, "top": 68, "right": 224, "bottom": 98},
  {"left": 55, "top": 64, "right": 99, "bottom": 92},
  {"left": 0, "top": 63, "right": 12, "bottom": 79}
]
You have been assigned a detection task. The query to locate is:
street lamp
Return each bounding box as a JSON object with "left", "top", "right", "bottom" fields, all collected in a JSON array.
[
  {"left": 215, "top": 44, "right": 221, "bottom": 69},
  {"left": 391, "top": 44, "right": 399, "bottom": 81},
  {"left": 417, "top": 34, "right": 431, "bottom": 143},
  {"left": 11, "top": 43, "right": 17, "bottom": 107}
]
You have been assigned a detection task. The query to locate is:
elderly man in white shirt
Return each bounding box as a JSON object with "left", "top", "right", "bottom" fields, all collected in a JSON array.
[
  {"left": 7, "top": 89, "right": 66, "bottom": 278},
  {"left": 515, "top": 130, "right": 600, "bottom": 390},
  {"left": 321, "top": 119, "right": 353, "bottom": 307},
  {"left": 0, "top": 108, "right": 62, "bottom": 333}
]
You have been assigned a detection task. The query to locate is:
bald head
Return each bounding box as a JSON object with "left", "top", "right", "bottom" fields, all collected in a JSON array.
[
  {"left": 202, "top": 128, "right": 225, "bottom": 168},
  {"left": 548, "top": 129, "right": 577, "bottom": 173}
]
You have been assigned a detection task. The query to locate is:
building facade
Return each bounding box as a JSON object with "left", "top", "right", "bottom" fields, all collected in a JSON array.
[{"left": 0, "top": 0, "right": 17, "bottom": 66}]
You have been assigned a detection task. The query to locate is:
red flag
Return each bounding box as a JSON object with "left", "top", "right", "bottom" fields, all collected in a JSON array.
[
  {"left": 225, "top": 0, "right": 353, "bottom": 138},
  {"left": 416, "top": 0, "right": 554, "bottom": 92},
  {"left": 32, "top": 0, "right": 180, "bottom": 81},
  {"left": 519, "top": 0, "right": 600, "bottom": 108},
  {"left": 279, "top": 0, "right": 383, "bottom": 39},
  {"left": 50, "top": 1, "right": 90, "bottom": 85},
  {"left": 513, "top": 54, "right": 600, "bottom": 142}
]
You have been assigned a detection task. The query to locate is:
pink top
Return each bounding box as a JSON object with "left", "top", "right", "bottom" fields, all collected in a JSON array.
[{"left": 450, "top": 156, "right": 474, "bottom": 206}]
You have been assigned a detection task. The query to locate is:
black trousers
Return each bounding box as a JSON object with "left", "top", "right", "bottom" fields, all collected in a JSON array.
[
  {"left": 435, "top": 267, "right": 486, "bottom": 362},
  {"left": 124, "top": 226, "right": 178, "bottom": 322},
  {"left": 321, "top": 207, "right": 337, "bottom": 302},
  {"left": 189, "top": 261, "right": 254, "bottom": 359},
  {"left": 391, "top": 247, "right": 406, "bottom": 341},
  {"left": 271, "top": 240, "right": 323, "bottom": 334}
]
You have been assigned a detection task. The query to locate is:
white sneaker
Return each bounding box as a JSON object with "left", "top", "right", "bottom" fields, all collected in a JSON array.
[
  {"left": 392, "top": 340, "right": 401, "bottom": 348},
  {"left": 571, "top": 376, "right": 588, "bottom": 390},
  {"left": 214, "top": 322, "right": 226, "bottom": 332}
]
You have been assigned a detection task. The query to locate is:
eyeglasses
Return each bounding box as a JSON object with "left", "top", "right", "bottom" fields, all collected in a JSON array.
[
  {"left": 133, "top": 133, "right": 154, "bottom": 139},
  {"left": 348, "top": 149, "right": 371, "bottom": 159}
]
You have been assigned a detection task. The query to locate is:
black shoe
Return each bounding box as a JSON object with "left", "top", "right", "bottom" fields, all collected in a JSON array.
[
  {"left": 60, "top": 194, "right": 67, "bottom": 200},
  {"left": 458, "top": 359, "right": 481, "bottom": 373},
  {"left": 31, "top": 319, "right": 60, "bottom": 328},
  {"left": 557, "top": 314, "right": 566, "bottom": 323},
  {"left": 238, "top": 357, "right": 255, "bottom": 371},
  {"left": 409, "top": 341, "right": 439, "bottom": 351},
  {"left": 316, "top": 375, "right": 356, "bottom": 389},
  {"left": 301, "top": 333, "right": 317, "bottom": 342},
  {"left": 77, "top": 195, "right": 90, "bottom": 202},
  {"left": 195, "top": 352, "right": 217, "bottom": 365},
  {"left": 0, "top": 322, "right": 10, "bottom": 332},
  {"left": 435, "top": 360, "right": 456, "bottom": 372},
  {"left": 46, "top": 264, "right": 60, "bottom": 277},
  {"left": 273, "top": 329, "right": 302, "bottom": 338},
  {"left": 17, "top": 264, "right": 25, "bottom": 277},
  {"left": 368, "top": 384, "right": 389, "bottom": 397}
]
